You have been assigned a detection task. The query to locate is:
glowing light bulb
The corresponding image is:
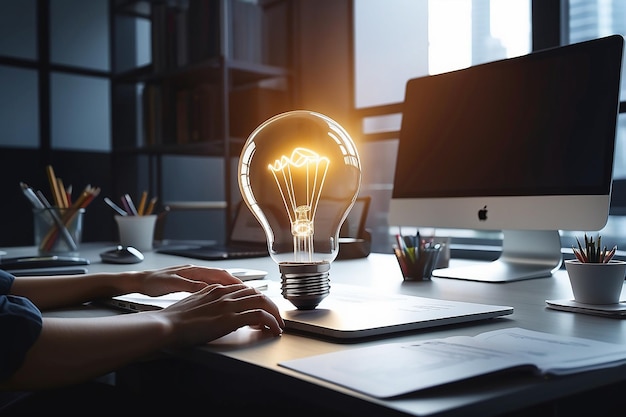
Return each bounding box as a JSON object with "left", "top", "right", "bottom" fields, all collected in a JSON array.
[{"left": 238, "top": 110, "right": 362, "bottom": 309}]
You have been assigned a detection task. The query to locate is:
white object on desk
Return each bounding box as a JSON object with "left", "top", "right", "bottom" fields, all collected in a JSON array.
[
  {"left": 115, "top": 215, "right": 157, "bottom": 251},
  {"left": 265, "top": 282, "right": 513, "bottom": 340},
  {"left": 279, "top": 327, "right": 626, "bottom": 398},
  {"left": 546, "top": 298, "right": 626, "bottom": 317}
]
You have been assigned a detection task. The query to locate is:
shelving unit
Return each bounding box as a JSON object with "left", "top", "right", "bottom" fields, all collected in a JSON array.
[{"left": 111, "top": 0, "right": 293, "bottom": 240}]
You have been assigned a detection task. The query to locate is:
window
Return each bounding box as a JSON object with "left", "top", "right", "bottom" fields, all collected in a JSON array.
[
  {"left": 0, "top": 66, "right": 39, "bottom": 148},
  {"left": 354, "top": 0, "right": 626, "bottom": 253},
  {"left": 0, "top": 0, "right": 37, "bottom": 60}
]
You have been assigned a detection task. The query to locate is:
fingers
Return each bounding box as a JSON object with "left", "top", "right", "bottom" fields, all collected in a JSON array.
[
  {"left": 212, "top": 284, "right": 285, "bottom": 329},
  {"left": 138, "top": 265, "right": 243, "bottom": 296},
  {"left": 228, "top": 309, "right": 284, "bottom": 336},
  {"left": 198, "top": 284, "right": 285, "bottom": 327},
  {"left": 172, "top": 265, "right": 244, "bottom": 285},
  {"left": 167, "top": 283, "right": 285, "bottom": 331}
]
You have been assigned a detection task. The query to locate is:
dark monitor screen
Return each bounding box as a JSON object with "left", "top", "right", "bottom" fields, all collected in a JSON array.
[
  {"left": 393, "top": 35, "right": 622, "bottom": 200},
  {"left": 389, "top": 35, "right": 624, "bottom": 282}
]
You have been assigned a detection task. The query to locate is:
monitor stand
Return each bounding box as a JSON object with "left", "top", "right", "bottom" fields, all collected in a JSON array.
[{"left": 431, "top": 230, "right": 563, "bottom": 283}]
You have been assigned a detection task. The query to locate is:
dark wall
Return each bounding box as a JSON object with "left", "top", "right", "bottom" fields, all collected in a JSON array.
[{"left": 294, "top": 0, "right": 354, "bottom": 132}]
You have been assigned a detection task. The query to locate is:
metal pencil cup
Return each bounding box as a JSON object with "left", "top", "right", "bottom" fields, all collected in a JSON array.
[
  {"left": 33, "top": 207, "right": 84, "bottom": 255},
  {"left": 396, "top": 246, "right": 442, "bottom": 281}
]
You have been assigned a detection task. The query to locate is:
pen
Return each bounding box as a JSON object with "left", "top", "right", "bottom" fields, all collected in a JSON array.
[
  {"left": 20, "top": 182, "right": 45, "bottom": 210},
  {"left": 396, "top": 233, "right": 415, "bottom": 263},
  {"left": 104, "top": 197, "right": 128, "bottom": 216},
  {"left": 122, "top": 194, "right": 138, "bottom": 216}
]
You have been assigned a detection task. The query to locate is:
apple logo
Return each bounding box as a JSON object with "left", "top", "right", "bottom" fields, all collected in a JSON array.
[{"left": 478, "top": 205, "right": 488, "bottom": 221}]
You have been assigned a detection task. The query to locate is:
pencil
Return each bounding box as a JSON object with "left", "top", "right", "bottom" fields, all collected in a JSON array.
[
  {"left": 65, "top": 184, "right": 73, "bottom": 206},
  {"left": 57, "top": 178, "right": 69, "bottom": 208},
  {"left": 393, "top": 245, "right": 409, "bottom": 277},
  {"left": 46, "top": 165, "right": 65, "bottom": 208},
  {"left": 137, "top": 190, "right": 148, "bottom": 215},
  {"left": 575, "top": 237, "right": 588, "bottom": 262},
  {"left": 572, "top": 247, "right": 585, "bottom": 263},
  {"left": 604, "top": 245, "right": 617, "bottom": 263},
  {"left": 145, "top": 196, "right": 158, "bottom": 215}
]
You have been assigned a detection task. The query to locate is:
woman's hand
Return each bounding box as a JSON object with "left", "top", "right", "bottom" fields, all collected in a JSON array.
[
  {"left": 5, "top": 281, "right": 284, "bottom": 390},
  {"left": 4, "top": 266, "right": 284, "bottom": 390},
  {"left": 133, "top": 264, "right": 244, "bottom": 297},
  {"left": 155, "top": 282, "right": 285, "bottom": 345}
]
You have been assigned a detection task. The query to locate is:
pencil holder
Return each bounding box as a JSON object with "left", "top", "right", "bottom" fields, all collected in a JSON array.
[
  {"left": 115, "top": 214, "right": 157, "bottom": 251},
  {"left": 395, "top": 246, "right": 442, "bottom": 281},
  {"left": 420, "top": 236, "right": 451, "bottom": 268},
  {"left": 33, "top": 207, "right": 84, "bottom": 255}
]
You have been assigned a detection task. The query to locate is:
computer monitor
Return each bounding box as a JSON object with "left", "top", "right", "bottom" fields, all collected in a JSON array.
[{"left": 389, "top": 35, "right": 624, "bottom": 282}]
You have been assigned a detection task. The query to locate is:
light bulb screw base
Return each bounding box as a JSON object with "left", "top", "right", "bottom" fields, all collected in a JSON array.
[{"left": 279, "top": 261, "right": 331, "bottom": 310}]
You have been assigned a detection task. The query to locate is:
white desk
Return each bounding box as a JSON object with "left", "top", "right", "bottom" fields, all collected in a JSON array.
[{"left": 6, "top": 242, "right": 626, "bottom": 416}]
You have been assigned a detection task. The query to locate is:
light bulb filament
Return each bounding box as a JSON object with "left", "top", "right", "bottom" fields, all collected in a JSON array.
[
  {"left": 268, "top": 147, "right": 329, "bottom": 259},
  {"left": 293, "top": 205, "right": 313, "bottom": 237}
]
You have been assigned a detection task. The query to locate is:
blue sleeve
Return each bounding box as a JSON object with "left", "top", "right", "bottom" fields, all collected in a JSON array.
[{"left": 0, "top": 269, "right": 43, "bottom": 382}]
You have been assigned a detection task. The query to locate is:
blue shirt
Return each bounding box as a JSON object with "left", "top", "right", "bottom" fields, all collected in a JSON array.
[{"left": 0, "top": 270, "right": 42, "bottom": 382}]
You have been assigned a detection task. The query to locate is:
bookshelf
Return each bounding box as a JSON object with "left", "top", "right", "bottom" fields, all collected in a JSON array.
[{"left": 111, "top": 0, "right": 293, "bottom": 241}]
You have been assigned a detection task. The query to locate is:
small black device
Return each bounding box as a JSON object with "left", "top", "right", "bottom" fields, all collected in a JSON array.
[
  {"left": 0, "top": 255, "right": 89, "bottom": 270},
  {"left": 100, "top": 245, "right": 144, "bottom": 264}
]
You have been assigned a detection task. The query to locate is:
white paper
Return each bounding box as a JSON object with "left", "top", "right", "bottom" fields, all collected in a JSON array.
[{"left": 278, "top": 327, "right": 626, "bottom": 398}]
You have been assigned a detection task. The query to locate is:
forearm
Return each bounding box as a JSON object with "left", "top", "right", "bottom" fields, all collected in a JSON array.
[
  {"left": 8, "top": 265, "right": 231, "bottom": 310},
  {"left": 9, "top": 272, "right": 140, "bottom": 309},
  {"left": 2, "top": 313, "right": 173, "bottom": 390},
  {"left": 1, "top": 282, "right": 284, "bottom": 390}
]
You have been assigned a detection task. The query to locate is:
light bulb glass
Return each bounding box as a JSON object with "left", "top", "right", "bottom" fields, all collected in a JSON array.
[{"left": 238, "top": 110, "right": 362, "bottom": 309}]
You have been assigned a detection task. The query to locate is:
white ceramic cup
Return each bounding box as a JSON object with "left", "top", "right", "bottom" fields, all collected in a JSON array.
[
  {"left": 114, "top": 215, "right": 157, "bottom": 252},
  {"left": 564, "top": 259, "right": 626, "bottom": 305}
]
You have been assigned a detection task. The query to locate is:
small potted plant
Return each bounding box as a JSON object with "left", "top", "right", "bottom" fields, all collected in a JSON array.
[{"left": 566, "top": 234, "right": 625, "bottom": 305}]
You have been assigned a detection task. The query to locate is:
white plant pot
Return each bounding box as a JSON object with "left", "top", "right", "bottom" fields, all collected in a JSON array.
[{"left": 564, "top": 259, "right": 626, "bottom": 305}]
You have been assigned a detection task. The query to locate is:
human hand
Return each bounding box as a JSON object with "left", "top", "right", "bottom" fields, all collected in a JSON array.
[
  {"left": 156, "top": 282, "right": 285, "bottom": 344},
  {"left": 133, "top": 264, "right": 243, "bottom": 297}
]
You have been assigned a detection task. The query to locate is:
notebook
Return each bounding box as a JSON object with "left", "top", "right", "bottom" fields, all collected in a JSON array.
[
  {"left": 156, "top": 202, "right": 268, "bottom": 260},
  {"left": 100, "top": 281, "right": 513, "bottom": 340},
  {"left": 270, "top": 283, "right": 513, "bottom": 340}
]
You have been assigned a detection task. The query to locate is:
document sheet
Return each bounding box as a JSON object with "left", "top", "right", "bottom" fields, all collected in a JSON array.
[{"left": 279, "top": 327, "right": 626, "bottom": 398}]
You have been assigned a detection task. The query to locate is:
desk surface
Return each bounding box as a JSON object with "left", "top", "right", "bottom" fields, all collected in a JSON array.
[{"left": 5, "top": 242, "right": 626, "bottom": 417}]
